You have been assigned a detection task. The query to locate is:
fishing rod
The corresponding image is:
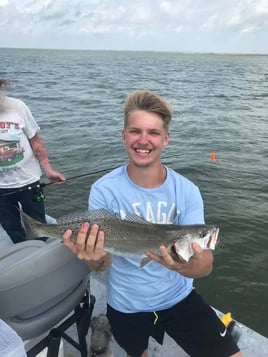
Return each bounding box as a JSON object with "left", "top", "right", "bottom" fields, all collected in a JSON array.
[
  {"left": 1, "top": 160, "right": 266, "bottom": 198},
  {"left": 0, "top": 166, "right": 119, "bottom": 198}
]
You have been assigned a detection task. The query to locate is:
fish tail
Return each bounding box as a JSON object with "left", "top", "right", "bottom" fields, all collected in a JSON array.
[{"left": 20, "top": 210, "right": 45, "bottom": 239}]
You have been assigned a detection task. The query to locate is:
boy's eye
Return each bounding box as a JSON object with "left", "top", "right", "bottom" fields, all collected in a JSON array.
[{"left": 149, "top": 131, "right": 161, "bottom": 136}]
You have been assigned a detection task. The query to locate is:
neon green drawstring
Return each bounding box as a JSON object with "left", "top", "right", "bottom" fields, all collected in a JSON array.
[{"left": 153, "top": 311, "right": 159, "bottom": 325}]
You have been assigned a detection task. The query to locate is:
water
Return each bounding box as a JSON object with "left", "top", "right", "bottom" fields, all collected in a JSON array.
[{"left": 1, "top": 48, "right": 267, "bottom": 337}]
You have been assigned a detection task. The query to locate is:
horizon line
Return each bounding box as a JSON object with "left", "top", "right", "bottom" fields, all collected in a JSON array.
[{"left": 1, "top": 46, "right": 268, "bottom": 56}]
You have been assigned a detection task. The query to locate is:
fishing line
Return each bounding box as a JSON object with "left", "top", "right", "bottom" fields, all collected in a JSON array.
[{"left": 49, "top": 165, "right": 119, "bottom": 186}]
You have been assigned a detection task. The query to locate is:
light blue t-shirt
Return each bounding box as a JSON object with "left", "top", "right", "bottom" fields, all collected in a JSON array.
[{"left": 88, "top": 165, "right": 204, "bottom": 313}]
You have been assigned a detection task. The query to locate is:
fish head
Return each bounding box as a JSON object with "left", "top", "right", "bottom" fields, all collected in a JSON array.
[{"left": 168, "top": 225, "right": 220, "bottom": 262}]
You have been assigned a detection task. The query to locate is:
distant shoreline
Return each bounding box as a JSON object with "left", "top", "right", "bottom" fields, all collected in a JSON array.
[{"left": 1, "top": 47, "right": 267, "bottom": 56}]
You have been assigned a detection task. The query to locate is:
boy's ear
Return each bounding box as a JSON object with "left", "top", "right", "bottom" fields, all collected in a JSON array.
[
  {"left": 163, "top": 131, "right": 170, "bottom": 147},
  {"left": 122, "top": 129, "right": 126, "bottom": 144}
]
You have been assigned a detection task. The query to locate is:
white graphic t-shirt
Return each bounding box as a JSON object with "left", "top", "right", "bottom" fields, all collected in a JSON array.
[{"left": 0, "top": 96, "right": 42, "bottom": 188}]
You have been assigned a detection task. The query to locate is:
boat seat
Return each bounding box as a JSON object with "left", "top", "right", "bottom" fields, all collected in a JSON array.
[{"left": 0, "top": 231, "right": 93, "bottom": 355}]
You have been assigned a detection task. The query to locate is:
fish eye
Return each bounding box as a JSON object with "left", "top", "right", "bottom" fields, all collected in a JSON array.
[{"left": 200, "top": 230, "right": 207, "bottom": 238}]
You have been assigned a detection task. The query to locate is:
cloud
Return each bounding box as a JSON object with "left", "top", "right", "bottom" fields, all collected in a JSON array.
[{"left": 0, "top": 0, "right": 267, "bottom": 52}]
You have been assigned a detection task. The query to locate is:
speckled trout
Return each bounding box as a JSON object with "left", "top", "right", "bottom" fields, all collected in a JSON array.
[{"left": 21, "top": 208, "right": 219, "bottom": 266}]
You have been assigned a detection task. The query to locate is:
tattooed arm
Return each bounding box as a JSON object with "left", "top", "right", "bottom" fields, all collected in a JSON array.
[{"left": 29, "top": 133, "right": 65, "bottom": 183}]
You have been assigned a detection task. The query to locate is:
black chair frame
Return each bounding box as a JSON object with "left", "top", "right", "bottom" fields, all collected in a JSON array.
[{"left": 26, "top": 291, "right": 96, "bottom": 357}]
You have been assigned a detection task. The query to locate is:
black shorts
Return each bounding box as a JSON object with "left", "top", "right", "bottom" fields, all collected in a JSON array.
[{"left": 107, "top": 290, "right": 240, "bottom": 357}]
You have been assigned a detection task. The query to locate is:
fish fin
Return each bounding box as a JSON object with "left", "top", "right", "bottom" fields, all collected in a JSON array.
[
  {"left": 124, "top": 213, "right": 151, "bottom": 224},
  {"left": 139, "top": 256, "right": 152, "bottom": 268}
]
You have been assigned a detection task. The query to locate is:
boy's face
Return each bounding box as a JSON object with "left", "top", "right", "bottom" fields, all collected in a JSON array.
[{"left": 122, "top": 110, "right": 169, "bottom": 168}]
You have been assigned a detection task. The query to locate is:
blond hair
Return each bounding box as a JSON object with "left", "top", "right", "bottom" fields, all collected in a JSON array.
[{"left": 124, "top": 90, "right": 172, "bottom": 130}]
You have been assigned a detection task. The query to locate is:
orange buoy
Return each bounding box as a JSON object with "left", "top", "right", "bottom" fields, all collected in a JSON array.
[{"left": 210, "top": 151, "right": 216, "bottom": 163}]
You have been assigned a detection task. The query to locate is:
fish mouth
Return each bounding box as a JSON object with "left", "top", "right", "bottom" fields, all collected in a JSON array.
[{"left": 208, "top": 227, "right": 220, "bottom": 249}]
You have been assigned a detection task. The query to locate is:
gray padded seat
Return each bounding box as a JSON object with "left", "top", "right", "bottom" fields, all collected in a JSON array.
[{"left": 0, "top": 235, "right": 90, "bottom": 341}]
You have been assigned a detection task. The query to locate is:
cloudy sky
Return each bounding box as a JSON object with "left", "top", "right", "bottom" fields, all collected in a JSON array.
[{"left": 0, "top": 0, "right": 267, "bottom": 53}]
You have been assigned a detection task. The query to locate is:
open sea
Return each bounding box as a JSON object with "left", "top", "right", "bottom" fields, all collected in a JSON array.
[{"left": 1, "top": 48, "right": 267, "bottom": 337}]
